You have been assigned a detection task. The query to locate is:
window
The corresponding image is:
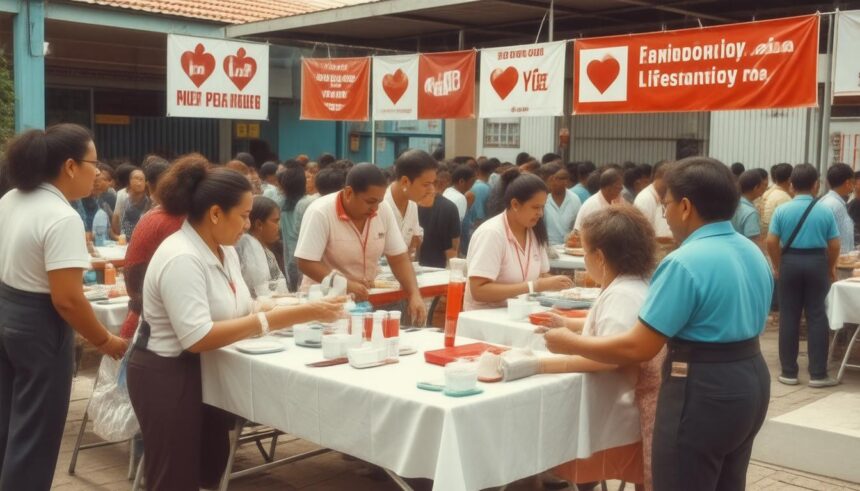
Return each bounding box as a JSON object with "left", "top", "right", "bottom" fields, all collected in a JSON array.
[{"left": 483, "top": 118, "right": 520, "bottom": 148}]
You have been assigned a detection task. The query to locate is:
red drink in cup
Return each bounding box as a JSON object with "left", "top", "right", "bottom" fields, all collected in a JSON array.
[
  {"left": 444, "top": 258, "right": 468, "bottom": 348},
  {"left": 384, "top": 311, "right": 400, "bottom": 338},
  {"left": 363, "top": 313, "right": 374, "bottom": 341}
]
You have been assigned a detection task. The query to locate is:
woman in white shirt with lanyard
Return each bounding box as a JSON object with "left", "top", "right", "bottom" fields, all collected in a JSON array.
[
  {"left": 0, "top": 124, "right": 128, "bottom": 489},
  {"left": 465, "top": 169, "right": 573, "bottom": 311},
  {"left": 126, "top": 157, "right": 344, "bottom": 490}
]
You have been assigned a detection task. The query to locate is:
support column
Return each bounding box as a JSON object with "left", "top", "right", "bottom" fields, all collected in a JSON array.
[{"left": 13, "top": 0, "right": 46, "bottom": 131}]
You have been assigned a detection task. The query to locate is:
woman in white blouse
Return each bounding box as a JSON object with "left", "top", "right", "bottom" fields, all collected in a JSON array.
[
  {"left": 464, "top": 169, "right": 573, "bottom": 310},
  {"left": 126, "top": 157, "right": 344, "bottom": 490},
  {"left": 540, "top": 205, "right": 664, "bottom": 491},
  {"left": 0, "top": 124, "right": 128, "bottom": 488},
  {"left": 236, "top": 196, "right": 287, "bottom": 297}
]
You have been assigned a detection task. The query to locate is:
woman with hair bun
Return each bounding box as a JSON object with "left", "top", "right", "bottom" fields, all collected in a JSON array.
[
  {"left": 0, "top": 123, "right": 128, "bottom": 488},
  {"left": 464, "top": 168, "right": 573, "bottom": 311},
  {"left": 127, "top": 158, "right": 345, "bottom": 490}
]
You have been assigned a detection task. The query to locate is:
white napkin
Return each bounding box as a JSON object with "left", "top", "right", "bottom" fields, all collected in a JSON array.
[{"left": 321, "top": 271, "right": 348, "bottom": 298}]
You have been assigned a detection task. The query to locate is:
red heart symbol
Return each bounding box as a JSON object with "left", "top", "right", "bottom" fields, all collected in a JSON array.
[
  {"left": 382, "top": 69, "right": 409, "bottom": 104},
  {"left": 223, "top": 48, "right": 257, "bottom": 91},
  {"left": 180, "top": 43, "right": 215, "bottom": 88},
  {"left": 586, "top": 55, "right": 620, "bottom": 94},
  {"left": 490, "top": 66, "right": 518, "bottom": 100}
]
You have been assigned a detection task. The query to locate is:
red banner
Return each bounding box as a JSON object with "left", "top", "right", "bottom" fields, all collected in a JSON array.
[
  {"left": 573, "top": 15, "right": 819, "bottom": 114},
  {"left": 418, "top": 50, "right": 476, "bottom": 119},
  {"left": 301, "top": 57, "right": 370, "bottom": 121}
]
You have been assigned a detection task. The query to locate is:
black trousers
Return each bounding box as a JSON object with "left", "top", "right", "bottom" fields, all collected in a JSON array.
[
  {"left": 0, "top": 283, "right": 74, "bottom": 491},
  {"left": 127, "top": 347, "right": 234, "bottom": 490},
  {"left": 652, "top": 340, "right": 770, "bottom": 491},
  {"left": 778, "top": 250, "right": 831, "bottom": 379}
]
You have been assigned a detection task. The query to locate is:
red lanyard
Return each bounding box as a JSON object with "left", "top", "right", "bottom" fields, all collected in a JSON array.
[
  {"left": 348, "top": 217, "right": 373, "bottom": 282},
  {"left": 504, "top": 215, "right": 531, "bottom": 282}
]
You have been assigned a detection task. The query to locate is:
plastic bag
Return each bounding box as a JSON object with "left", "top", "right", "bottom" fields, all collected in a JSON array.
[{"left": 90, "top": 354, "right": 139, "bottom": 442}]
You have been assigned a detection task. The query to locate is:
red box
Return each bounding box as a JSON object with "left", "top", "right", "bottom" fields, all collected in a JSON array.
[{"left": 424, "top": 343, "right": 509, "bottom": 366}]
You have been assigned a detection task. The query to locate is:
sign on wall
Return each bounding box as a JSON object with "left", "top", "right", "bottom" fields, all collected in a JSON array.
[
  {"left": 479, "top": 41, "right": 565, "bottom": 118},
  {"left": 301, "top": 57, "right": 370, "bottom": 121},
  {"left": 573, "top": 15, "right": 819, "bottom": 114},
  {"left": 167, "top": 34, "right": 269, "bottom": 120},
  {"left": 417, "top": 50, "right": 476, "bottom": 120},
  {"left": 833, "top": 10, "right": 860, "bottom": 103},
  {"left": 372, "top": 54, "right": 419, "bottom": 121}
]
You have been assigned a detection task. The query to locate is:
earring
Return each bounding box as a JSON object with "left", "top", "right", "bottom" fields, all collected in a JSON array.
[{"left": 402, "top": 187, "right": 408, "bottom": 193}]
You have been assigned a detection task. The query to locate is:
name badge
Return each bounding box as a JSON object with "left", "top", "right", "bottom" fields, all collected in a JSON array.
[{"left": 670, "top": 361, "right": 689, "bottom": 378}]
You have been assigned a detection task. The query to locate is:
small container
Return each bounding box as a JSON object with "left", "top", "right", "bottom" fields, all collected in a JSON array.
[
  {"left": 384, "top": 311, "right": 401, "bottom": 338},
  {"left": 445, "top": 359, "right": 479, "bottom": 393},
  {"left": 371, "top": 311, "right": 386, "bottom": 349},
  {"left": 104, "top": 262, "right": 116, "bottom": 286}
]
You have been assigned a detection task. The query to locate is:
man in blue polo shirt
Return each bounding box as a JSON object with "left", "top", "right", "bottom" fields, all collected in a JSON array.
[
  {"left": 819, "top": 162, "right": 855, "bottom": 254},
  {"left": 767, "top": 163, "right": 840, "bottom": 388},
  {"left": 732, "top": 169, "right": 768, "bottom": 251},
  {"left": 544, "top": 157, "right": 773, "bottom": 491}
]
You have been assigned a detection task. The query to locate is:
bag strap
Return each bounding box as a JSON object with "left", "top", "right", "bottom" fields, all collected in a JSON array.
[{"left": 782, "top": 197, "right": 820, "bottom": 254}]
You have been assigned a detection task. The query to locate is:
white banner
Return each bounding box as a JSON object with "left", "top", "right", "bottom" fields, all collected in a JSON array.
[
  {"left": 372, "top": 54, "right": 419, "bottom": 121},
  {"left": 834, "top": 10, "right": 860, "bottom": 101},
  {"left": 479, "top": 41, "right": 565, "bottom": 118},
  {"left": 167, "top": 34, "right": 269, "bottom": 120}
]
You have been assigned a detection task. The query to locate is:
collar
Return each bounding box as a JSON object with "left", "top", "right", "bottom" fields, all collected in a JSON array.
[
  {"left": 38, "top": 183, "right": 71, "bottom": 205},
  {"left": 740, "top": 196, "right": 755, "bottom": 207},
  {"left": 180, "top": 220, "right": 221, "bottom": 268},
  {"left": 793, "top": 194, "right": 814, "bottom": 202},
  {"left": 335, "top": 191, "right": 376, "bottom": 222},
  {"left": 681, "top": 221, "right": 736, "bottom": 246},
  {"left": 826, "top": 189, "right": 847, "bottom": 205}
]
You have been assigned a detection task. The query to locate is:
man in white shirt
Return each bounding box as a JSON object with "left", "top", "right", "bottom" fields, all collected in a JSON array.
[
  {"left": 384, "top": 150, "right": 438, "bottom": 256},
  {"left": 820, "top": 163, "right": 856, "bottom": 253},
  {"left": 295, "top": 164, "right": 427, "bottom": 323},
  {"left": 574, "top": 168, "right": 624, "bottom": 233},
  {"left": 443, "top": 164, "right": 476, "bottom": 221},
  {"left": 634, "top": 160, "right": 672, "bottom": 238}
]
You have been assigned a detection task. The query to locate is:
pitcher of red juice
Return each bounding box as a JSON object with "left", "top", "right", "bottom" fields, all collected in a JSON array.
[{"left": 444, "top": 258, "right": 468, "bottom": 347}]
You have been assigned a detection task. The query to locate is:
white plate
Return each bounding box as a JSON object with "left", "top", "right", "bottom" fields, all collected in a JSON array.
[{"left": 235, "top": 338, "right": 286, "bottom": 355}]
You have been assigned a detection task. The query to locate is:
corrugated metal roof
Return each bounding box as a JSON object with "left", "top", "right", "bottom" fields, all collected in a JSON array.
[{"left": 66, "top": 0, "right": 381, "bottom": 25}]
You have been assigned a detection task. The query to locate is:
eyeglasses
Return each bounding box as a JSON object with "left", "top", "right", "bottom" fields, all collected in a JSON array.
[
  {"left": 77, "top": 159, "right": 102, "bottom": 167},
  {"left": 661, "top": 199, "right": 676, "bottom": 218}
]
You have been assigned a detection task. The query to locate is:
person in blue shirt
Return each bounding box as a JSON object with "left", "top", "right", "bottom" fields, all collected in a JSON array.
[
  {"left": 459, "top": 158, "right": 493, "bottom": 256},
  {"left": 766, "top": 163, "right": 840, "bottom": 388},
  {"left": 539, "top": 163, "right": 581, "bottom": 245},
  {"left": 818, "top": 163, "right": 855, "bottom": 254},
  {"left": 732, "top": 169, "right": 768, "bottom": 252},
  {"left": 544, "top": 157, "right": 773, "bottom": 491},
  {"left": 569, "top": 161, "right": 595, "bottom": 205}
]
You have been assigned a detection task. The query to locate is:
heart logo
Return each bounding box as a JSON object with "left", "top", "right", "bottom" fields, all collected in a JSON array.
[
  {"left": 490, "top": 66, "right": 518, "bottom": 100},
  {"left": 382, "top": 69, "right": 409, "bottom": 104},
  {"left": 180, "top": 44, "right": 215, "bottom": 88},
  {"left": 586, "top": 55, "right": 620, "bottom": 94},
  {"left": 223, "top": 48, "right": 257, "bottom": 91}
]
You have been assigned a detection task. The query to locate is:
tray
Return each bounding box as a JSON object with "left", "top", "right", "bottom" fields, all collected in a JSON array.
[{"left": 424, "top": 343, "right": 509, "bottom": 366}]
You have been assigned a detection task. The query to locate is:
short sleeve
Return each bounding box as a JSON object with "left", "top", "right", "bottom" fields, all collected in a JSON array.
[
  {"left": 466, "top": 227, "right": 504, "bottom": 280},
  {"left": 158, "top": 255, "right": 214, "bottom": 350},
  {"left": 294, "top": 206, "right": 330, "bottom": 261},
  {"left": 638, "top": 257, "right": 698, "bottom": 338},
  {"left": 741, "top": 211, "right": 761, "bottom": 238},
  {"left": 380, "top": 204, "right": 408, "bottom": 256},
  {"left": 44, "top": 216, "right": 91, "bottom": 271},
  {"left": 824, "top": 211, "right": 840, "bottom": 241},
  {"left": 768, "top": 208, "right": 783, "bottom": 237}
]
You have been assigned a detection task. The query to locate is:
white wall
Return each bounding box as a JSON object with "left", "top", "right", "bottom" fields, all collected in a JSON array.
[{"left": 476, "top": 116, "right": 555, "bottom": 162}]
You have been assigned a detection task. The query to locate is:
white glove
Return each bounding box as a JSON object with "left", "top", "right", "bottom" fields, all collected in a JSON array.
[{"left": 500, "top": 348, "right": 541, "bottom": 381}]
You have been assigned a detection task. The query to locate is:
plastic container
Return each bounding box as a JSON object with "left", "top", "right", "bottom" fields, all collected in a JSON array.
[
  {"left": 104, "top": 262, "right": 116, "bottom": 286},
  {"left": 444, "top": 258, "right": 468, "bottom": 347},
  {"left": 92, "top": 208, "right": 110, "bottom": 247}
]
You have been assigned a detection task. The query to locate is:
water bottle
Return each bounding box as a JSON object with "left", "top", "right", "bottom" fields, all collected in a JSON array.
[{"left": 92, "top": 208, "right": 109, "bottom": 247}]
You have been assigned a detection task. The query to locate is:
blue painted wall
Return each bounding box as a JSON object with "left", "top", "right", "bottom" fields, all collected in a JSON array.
[{"left": 278, "top": 100, "right": 340, "bottom": 161}]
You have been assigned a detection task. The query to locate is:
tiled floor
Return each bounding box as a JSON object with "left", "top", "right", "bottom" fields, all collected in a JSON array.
[{"left": 51, "top": 314, "right": 860, "bottom": 490}]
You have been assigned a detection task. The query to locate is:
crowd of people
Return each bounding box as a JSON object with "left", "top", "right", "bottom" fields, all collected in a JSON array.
[{"left": 0, "top": 121, "right": 854, "bottom": 490}]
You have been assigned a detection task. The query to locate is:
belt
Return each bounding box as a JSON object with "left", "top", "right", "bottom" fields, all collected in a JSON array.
[
  {"left": 783, "top": 247, "right": 826, "bottom": 256},
  {"left": 667, "top": 337, "right": 760, "bottom": 363}
]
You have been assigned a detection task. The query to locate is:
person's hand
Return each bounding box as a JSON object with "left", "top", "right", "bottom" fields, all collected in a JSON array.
[
  {"left": 543, "top": 327, "right": 580, "bottom": 355},
  {"left": 407, "top": 293, "right": 427, "bottom": 327},
  {"left": 347, "top": 279, "right": 370, "bottom": 301},
  {"left": 307, "top": 297, "right": 347, "bottom": 323},
  {"left": 97, "top": 335, "right": 129, "bottom": 360},
  {"left": 536, "top": 275, "right": 574, "bottom": 292},
  {"left": 533, "top": 312, "right": 566, "bottom": 334}
]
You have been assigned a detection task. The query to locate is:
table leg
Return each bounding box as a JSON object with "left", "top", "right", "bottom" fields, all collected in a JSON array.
[
  {"left": 837, "top": 324, "right": 860, "bottom": 382},
  {"left": 218, "top": 417, "right": 245, "bottom": 491}
]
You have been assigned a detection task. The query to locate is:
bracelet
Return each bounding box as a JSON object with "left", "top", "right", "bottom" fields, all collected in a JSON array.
[
  {"left": 527, "top": 280, "right": 535, "bottom": 294},
  {"left": 257, "top": 312, "right": 270, "bottom": 335}
]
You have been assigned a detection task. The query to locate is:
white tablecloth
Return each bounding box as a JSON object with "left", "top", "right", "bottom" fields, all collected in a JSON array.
[
  {"left": 549, "top": 247, "right": 586, "bottom": 271},
  {"left": 94, "top": 245, "right": 127, "bottom": 263},
  {"left": 827, "top": 279, "right": 860, "bottom": 331},
  {"left": 91, "top": 297, "right": 129, "bottom": 334},
  {"left": 457, "top": 308, "right": 548, "bottom": 351},
  {"left": 201, "top": 331, "right": 637, "bottom": 491}
]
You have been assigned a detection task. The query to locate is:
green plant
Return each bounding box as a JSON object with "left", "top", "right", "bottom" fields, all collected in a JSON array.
[{"left": 0, "top": 47, "right": 13, "bottom": 145}]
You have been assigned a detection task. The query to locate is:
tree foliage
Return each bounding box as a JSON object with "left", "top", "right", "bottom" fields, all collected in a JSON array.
[{"left": 0, "top": 47, "right": 13, "bottom": 146}]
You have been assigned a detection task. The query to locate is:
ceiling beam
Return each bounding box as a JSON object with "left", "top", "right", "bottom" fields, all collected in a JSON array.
[{"left": 616, "top": 0, "right": 734, "bottom": 23}]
